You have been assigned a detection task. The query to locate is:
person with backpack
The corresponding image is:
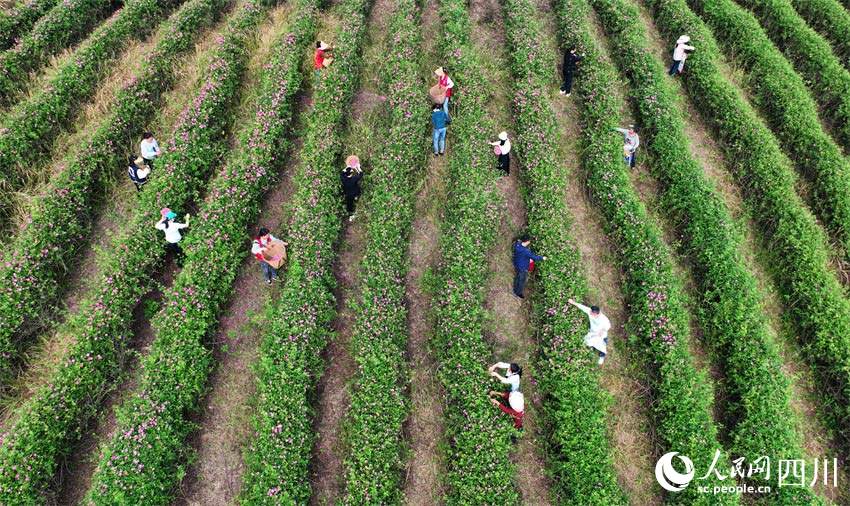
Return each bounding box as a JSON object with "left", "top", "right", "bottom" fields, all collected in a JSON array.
[
  {"left": 340, "top": 155, "right": 363, "bottom": 222},
  {"left": 431, "top": 103, "right": 449, "bottom": 156},
  {"left": 512, "top": 234, "right": 545, "bottom": 299},
  {"left": 488, "top": 390, "right": 524, "bottom": 431},
  {"left": 155, "top": 209, "right": 189, "bottom": 266},
  {"left": 568, "top": 298, "right": 611, "bottom": 365},
  {"left": 560, "top": 46, "right": 582, "bottom": 96},
  {"left": 251, "top": 227, "right": 288, "bottom": 285},
  {"left": 488, "top": 362, "right": 522, "bottom": 392},
  {"left": 127, "top": 156, "right": 151, "bottom": 192},
  {"left": 140, "top": 132, "right": 162, "bottom": 167},
  {"left": 669, "top": 35, "right": 695, "bottom": 76}
]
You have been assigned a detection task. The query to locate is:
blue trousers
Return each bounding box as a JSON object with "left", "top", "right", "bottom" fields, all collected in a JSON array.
[
  {"left": 433, "top": 127, "right": 446, "bottom": 153},
  {"left": 261, "top": 261, "right": 279, "bottom": 281},
  {"left": 513, "top": 268, "right": 528, "bottom": 296}
]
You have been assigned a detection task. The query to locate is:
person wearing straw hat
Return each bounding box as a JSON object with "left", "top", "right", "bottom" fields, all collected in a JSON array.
[
  {"left": 669, "top": 35, "right": 695, "bottom": 76},
  {"left": 431, "top": 103, "right": 449, "bottom": 156},
  {"left": 488, "top": 362, "right": 522, "bottom": 392},
  {"left": 568, "top": 298, "right": 611, "bottom": 365},
  {"left": 140, "top": 132, "right": 162, "bottom": 168},
  {"left": 489, "top": 390, "right": 524, "bottom": 431},
  {"left": 155, "top": 209, "right": 190, "bottom": 267},
  {"left": 434, "top": 67, "right": 454, "bottom": 117},
  {"left": 127, "top": 156, "right": 151, "bottom": 192},
  {"left": 314, "top": 40, "right": 334, "bottom": 82},
  {"left": 488, "top": 131, "right": 511, "bottom": 177},
  {"left": 612, "top": 124, "right": 639, "bottom": 169},
  {"left": 251, "top": 227, "right": 288, "bottom": 285},
  {"left": 340, "top": 155, "right": 363, "bottom": 222}
]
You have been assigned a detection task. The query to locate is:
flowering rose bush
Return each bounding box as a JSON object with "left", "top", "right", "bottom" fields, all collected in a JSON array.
[
  {"left": 84, "top": 4, "right": 314, "bottom": 503},
  {"left": 0, "top": 0, "right": 173, "bottom": 188},
  {"left": 241, "top": 0, "right": 371, "bottom": 502},
  {"left": 0, "top": 0, "right": 222, "bottom": 390},
  {"left": 337, "top": 0, "right": 422, "bottom": 501},
  {"left": 555, "top": 0, "right": 732, "bottom": 503},
  {"left": 791, "top": 0, "right": 850, "bottom": 63},
  {"left": 590, "top": 0, "right": 816, "bottom": 501},
  {"left": 650, "top": 0, "right": 850, "bottom": 462},
  {"left": 0, "top": 0, "right": 61, "bottom": 51},
  {"left": 0, "top": 4, "right": 261, "bottom": 502},
  {"left": 0, "top": 0, "right": 113, "bottom": 103},
  {"left": 501, "top": 0, "right": 625, "bottom": 502}
]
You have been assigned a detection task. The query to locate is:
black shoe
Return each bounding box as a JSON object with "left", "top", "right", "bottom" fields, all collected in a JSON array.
[{"left": 513, "top": 292, "right": 524, "bottom": 299}]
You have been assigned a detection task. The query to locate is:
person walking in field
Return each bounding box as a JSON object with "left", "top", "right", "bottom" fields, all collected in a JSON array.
[
  {"left": 140, "top": 132, "right": 162, "bottom": 167},
  {"left": 669, "top": 35, "right": 695, "bottom": 76},
  {"left": 340, "top": 155, "right": 363, "bottom": 222},
  {"left": 489, "top": 390, "right": 524, "bottom": 432},
  {"left": 512, "top": 234, "right": 545, "bottom": 299},
  {"left": 252, "top": 227, "right": 288, "bottom": 285},
  {"left": 489, "top": 131, "right": 511, "bottom": 177},
  {"left": 431, "top": 103, "right": 449, "bottom": 156},
  {"left": 488, "top": 362, "right": 522, "bottom": 392},
  {"left": 314, "top": 40, "right": 334, "bottom": 82},
  {"left": 127, "top": 156, "right": 151, "bottom": 192},
  {"left": 568, "top": 298, "right": 611, "bottom": 365},
  {"left": 612, "top": 125, "right": 639, "bottom": 169},
  {"left": 560, "top": 46, "right": 582, "bottom": 96},
  {"left": 155, "top": 209, "right": 189, "bottom": 267},
  {"left": 434, "top": 67, "right": 454, "bottom": 117}
]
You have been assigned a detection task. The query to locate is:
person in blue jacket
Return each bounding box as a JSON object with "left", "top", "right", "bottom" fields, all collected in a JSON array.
[{"left": 513, "top": 234, "right": 545, "bottom": 299}]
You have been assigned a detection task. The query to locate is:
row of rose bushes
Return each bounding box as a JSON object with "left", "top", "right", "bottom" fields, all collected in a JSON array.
[
  {"left": 790, "top": 0, "right": 850, "bottom": 64},
  {"left": 0, "top": 0, "right": 223, "bottom": 390},
  {"left": 0, "top": 0, "right": 61, "bottom": 50},
  {"left": 649, "top": 0, "right": 850, "bottom": 454},
  {"left": 732, "top": 0, "right": 850, "bottom": 151},
  {"left": 590, "top": 0, "right": 816, "bottom": 501},
  {"left": 83, "top": 3, "right": 314, "bottom": 502},
  {"left": 555, "top": 0, "right": 733, "bottom": 503},
  {"left": 0, "top": 4, "right": 262, "bottom": 502},
  {"left": 240, "top": 0, "right": 372, "bottom": 501},
  {"left": 501, "top": 0, "right": 625, "bottom": 502},
  {"left": 337, "top": 0, "right": 422, "bottom": 502},
  {"left": 430, "top": 0, "right": 518, "bottom": 501},
  {"left": 688, "top": 0, "right": 850, "bottom": 266},
  {"left": 0, "top": 0, "right": 113, "bottom": 103},
  {"left": 0, "top": 0, "right": 174, "bottom": 190}
]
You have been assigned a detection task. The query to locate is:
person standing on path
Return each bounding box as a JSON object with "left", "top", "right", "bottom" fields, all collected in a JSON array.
[
  {"left": 488, "top": 390, "right": 524, "bottom": 433},
  {"left": 488, "top": 362, "right": 522, "bottom": 392},
  {"left": 560, "top": 46, "right": 582, "bottom": 96},
  {"left": 127, "top": 156, "right": 151, "bottom": 192},
  {"left": 612, "top": 125, "right": 639, "bottom": 169},
  {"left": 340, "top": 155, "right": 363, "bottom": 222},
  {"left": 140, "top": 132, "right": 162, "bottom": 168},
  {"left": 431, "top": 103, "right": 449, "bottom": 156},
  {"left": 568, "top": 298, "right": 611, "bottom": 365},
  {"left": 434, "top": 67, "right": 454, "bottom": 117},
  {"left": 669, "top": 35, "right": 695, "bottom": 76},
  {"left": 252, "top": 227, "right": 288, "bottom": 285},
  {"left": 488, "top": 131, "right": 511, "bottom": 177},
  {"left": 155, "top": 209, "right": 189, "bottom": 267},
  {"left": 512, "top": 234, "right": 545, "bottom": 299},
  {"left": 314, "top": 40, "right": 334, "bottom": 82}
]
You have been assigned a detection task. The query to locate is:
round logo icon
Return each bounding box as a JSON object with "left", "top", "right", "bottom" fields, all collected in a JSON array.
[{"left": 655, "top": 452, "right": 695, "bottom": 492}]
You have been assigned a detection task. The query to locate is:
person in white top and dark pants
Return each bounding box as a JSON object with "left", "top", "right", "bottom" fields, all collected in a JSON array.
[
  {"left": 155, "top": 210, "right": 189, "bottom": 266},
  {"left": 140, "top": 132, "right": 162, "bottom": 167},
  {"left": 488, "top": 131, "right": 511, "bottom": 177},
  {"left": 568, "top": 298, "right": 611, "bottom": 364}
]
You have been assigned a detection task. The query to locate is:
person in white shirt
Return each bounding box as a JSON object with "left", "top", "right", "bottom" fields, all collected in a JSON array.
[
  {"left": 568, "top": 298, "right": 611, "bottom": 365},
  {"left": 128, "top": 156, "right": 151, "bottom": 192},
  {"left": 251, "top": 227, "right": 288, "bottom": 285},
  {"left": 488, "top": 362, "right": 522, "bottom": 392},
  {"left": 669, "top": 35, "right": 695, "bottom": 76},
  {"left": 155, "top": 210, "right": 189, "bottom": 266},
  {"left": 140, "top": 132, "right": 162, "bottom": 167},
  {"left": 488, "top": 131, "right": 511, "bottom": 177}
]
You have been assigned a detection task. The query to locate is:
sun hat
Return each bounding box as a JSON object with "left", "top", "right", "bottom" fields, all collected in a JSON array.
[
  {"left": 318, "top": 41, "right": 330, "bottom": 50},
  {"left": 498, "top": 131, "right": 508, "bottom": 141},
  {"left": 166, "top": 211, "right": 177, "bottom": 220},
  {"left": 676, "top": 35, "right": 690, "bottom": 44},
  {"left": 434, "top": 67, "right": 445, "bottom": 76},
  {"left": 508, "top": 391, "right": 524, "bottom": 412},
  {"left": 134, "top": 157, "right": 147, "bottom": 167},
  {"left": 494, "top": 145, "right": 502, "bottom": 155},
  {"left": 160, "top": 207, "right": 171, "bottom": 218},
  {"left": 346, "top": 155, "right": 360, "bottom": 168}
]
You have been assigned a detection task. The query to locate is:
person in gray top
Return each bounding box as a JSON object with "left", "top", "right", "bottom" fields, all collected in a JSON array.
[{"left": 612, "top": 125, "right": 639, "bottom": 168}]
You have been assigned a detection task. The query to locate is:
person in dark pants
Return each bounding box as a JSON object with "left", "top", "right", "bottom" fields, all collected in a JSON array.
[
  {"left": 155, "top": 210, "right": 189, "bottom": 267},
  {"left": 488, "top": 131, "right": 511, "bottom": 177},
  {"left": 251, "top": 227, "right": 288, "bottom": 285},
  {"left": 127, "top": 156, "right": 151, "bottom": 192},
  {"left": 340, "top": 155, "right": 363, "bottom": 222},
  {"left": 512, "top": 234, "right": 545, "bottom": 299},
  {"left": 560, "top": 46, "right": 582, "bottom": 96},
  {"left": 431, "top": 103, "right": 449, "bottom": 156}
]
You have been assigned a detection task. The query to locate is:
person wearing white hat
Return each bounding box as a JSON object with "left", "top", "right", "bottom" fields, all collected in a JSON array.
[
  {"left": 488, "top": 131, "right": 511, "bottom": 177},
  {"left": 155, "top": 210, "right": 190, "bottom": 266},
  {"left": 568, "top": 298, "right": 611, "bottom": 364},
  {"left": 434, "top": 67, "right": 454, "bottom": 117},
  {"left": 489, "top": 390, "right": 524, "bottom": 430},
  {"left": 669, "top": 35, "right": 695, "bottom": 76},
  {"left": 314, "top": 40, "right": 334, "bottom": 82}
]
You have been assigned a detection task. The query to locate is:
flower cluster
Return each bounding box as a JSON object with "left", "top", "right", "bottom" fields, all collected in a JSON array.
[
  {"left": 555, "top": 0, "right": 733, "bottom": 503},
  {"left": 240, "top": 0, "right": 371, "bottom": 502},
  {"left": 502, "top": 0, "right": 625, "bottom": 501},
  {"left": 0, "top": 0, "right": 223, "bottom": 391},
  {"left": 592, "top": 0, "right": 819, "bottom": 501},
  {"left": 0, "top": 0, "right": 61, "bottom": 51},
  {"left": 0, "top": 3, "right": 262, "bottom": 502},
  {"left": 0, "top": 0, "right": 171, "bottom": 188},
  {"left": 650, "top": 0, "right": 850, "bottom": 472},
  {"left": 83, "top": 3, "right": 313, "bottom": 502},
  {"left": 337, "top": 0, "right": 423, "bottom": 501}
]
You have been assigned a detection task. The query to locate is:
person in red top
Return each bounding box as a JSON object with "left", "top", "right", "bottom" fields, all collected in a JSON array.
[
  {"left": 251, "top": 227, "right": 288, "bottom": 284},
  {"left": 489, "top": 390, "right": 524, "bottom": 431},
  {"left": 434, "top": 67, "right": 454, "bottom": 117},
  {"left": 314, "top": 41, "right": 333, "bottom": 82}
]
